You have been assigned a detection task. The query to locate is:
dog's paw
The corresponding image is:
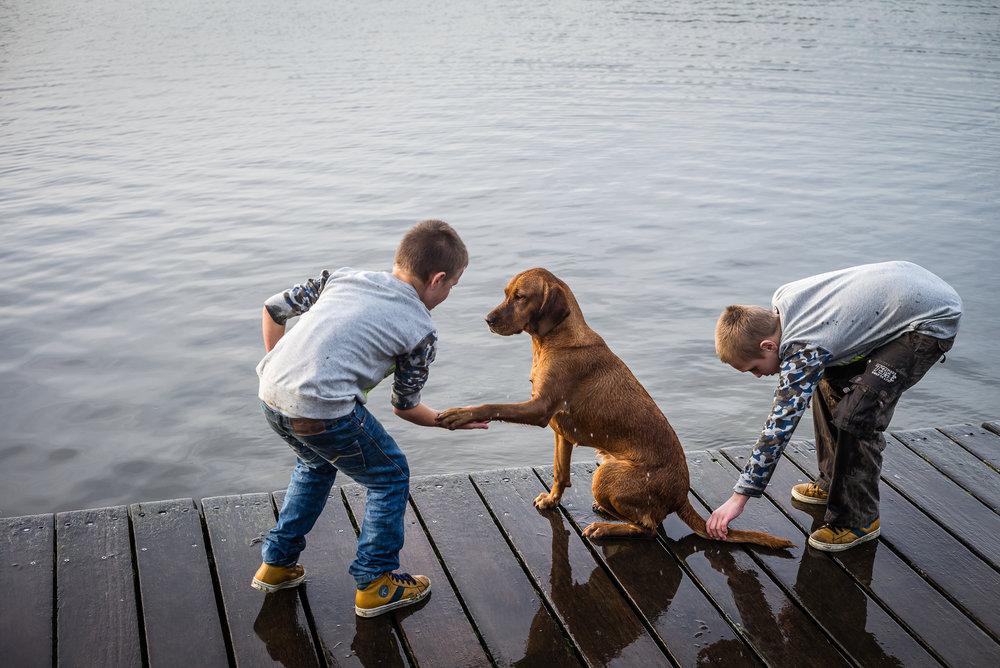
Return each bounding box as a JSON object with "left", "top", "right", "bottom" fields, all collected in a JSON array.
[
  {"left": 533, "top": 492, "right": 560, "bottom": 510},
  {"left": 591, "top": 502, "right": 614, "bottom": 517},
  {"left": 582, "top": 522, "right": 607, "bottom": 539},
  {"left": 436, "top": 406, "right": 478, "bottom": 430}
]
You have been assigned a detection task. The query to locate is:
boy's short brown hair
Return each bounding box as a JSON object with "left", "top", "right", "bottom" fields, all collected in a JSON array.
[
  {"left": 395, "top": 219, "right": 468, "bottom": 281},
  {"left": 715, "top": 304, "right": 780, "bottom": 365}
]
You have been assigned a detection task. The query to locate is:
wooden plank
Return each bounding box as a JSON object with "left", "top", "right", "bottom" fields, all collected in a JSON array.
[
  {"left": 881, "top": 435, "right": 1000, "bottom": 570},
  {"left": 782, "top": 440, "right": 1000, "bottom": 641},
  {"left": 129, "top": 499, "right": 229, "bottom": 667},
  {"left": 56, "top": 506, "right": 143, "bottom": 668},
  {"left": 660, "top": 495, "right": 850, "bottom": 666},
  {"left": 543, "top": 463, "right": 760, "bottom": 667},
  {"left": 0, "top": 514, "right": 53, "bottom": 667},
  {"left": 409, "top": 474, "right": 582, "bottom": 667},
  {"left": 273, "top": 490, "right": 408, "bottom": 668},
  {"left": 720, "top": 446, "right": 1000, "bottom": 665},
  {"left": 686, "top": 454, "right": 938, "bottom": 667},
  {"left": 342, "top": 484, "right": 491, "bottom": 667},
  {"left": 984, "top": 420, "right": 1000, "bottom": 441},
  {"left": 471, "top": 467, "right": 670, "bottom": 666},
  {"left": 202, "top": 493, "right": 320, "bottom": 667},
  {"left": 939, "top": 423, "right": 1000, "bottom": 472},
  {"left": 892, "top": 427, "right": 1000, "bottom": 512}
]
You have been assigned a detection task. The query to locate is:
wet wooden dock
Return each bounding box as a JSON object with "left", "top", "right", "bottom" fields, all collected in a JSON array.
[{"left": 3, "top": 420, "right": 1000, "bottom": 667}]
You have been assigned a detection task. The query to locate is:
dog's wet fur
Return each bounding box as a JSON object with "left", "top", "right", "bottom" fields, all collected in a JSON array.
[{"left": 438, "top": 268, "right": 793, "bottom": 549}]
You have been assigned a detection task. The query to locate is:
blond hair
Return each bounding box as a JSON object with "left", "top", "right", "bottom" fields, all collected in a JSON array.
[
  {"left": 394, "top": 219, "right": 468, "bottom": 281},
  {"left": 715, "top": 305, "right": 780, "bottom": 365}
]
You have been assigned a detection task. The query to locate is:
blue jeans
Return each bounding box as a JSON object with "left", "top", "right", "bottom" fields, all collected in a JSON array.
[{"left": 260, "top": 401, "right": 409, "bottom": 587}]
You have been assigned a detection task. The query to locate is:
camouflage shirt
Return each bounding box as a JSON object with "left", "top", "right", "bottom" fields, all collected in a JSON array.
[{"left": 734, "top": 344, "right": 832, "bottom": 497}]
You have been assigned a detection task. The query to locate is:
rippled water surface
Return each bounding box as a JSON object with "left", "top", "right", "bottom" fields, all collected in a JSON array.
[{"left": 2, "top": 0, "right": 998, "bottom": 515}]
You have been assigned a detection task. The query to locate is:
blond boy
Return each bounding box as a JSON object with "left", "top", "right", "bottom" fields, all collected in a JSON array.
[{"left": 708, "top": 261, "right": 961, "bottom": 551}]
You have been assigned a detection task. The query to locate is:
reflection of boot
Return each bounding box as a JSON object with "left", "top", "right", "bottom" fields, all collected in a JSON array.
[{"left": 253, "top": 590, "right": 316, "bottom": 664}]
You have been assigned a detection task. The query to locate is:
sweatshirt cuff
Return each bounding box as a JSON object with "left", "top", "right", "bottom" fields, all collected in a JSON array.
[{"left": 733, "top": 483, "right": 764, "bottom": 498}]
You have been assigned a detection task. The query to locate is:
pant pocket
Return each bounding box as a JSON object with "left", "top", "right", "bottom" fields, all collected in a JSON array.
[{"left": 832, "top": 368, "right": 902, "bottom": 437}]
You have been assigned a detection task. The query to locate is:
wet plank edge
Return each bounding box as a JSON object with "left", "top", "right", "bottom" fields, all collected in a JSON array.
[
  {"left": 535, "top": 463, "right": 762, "bottom": 668},
  {"left": 718, "top": 447, "right": 1000, "bottom": 666},
  {"left": 781, "top": 440, "right": 1000, "bottom": 643},
  {"left": 892, "top": 428, "right": 1000, "bottom": 513},
  {"left": 685, "top": 453, "right": 937, "bottom": 667}
]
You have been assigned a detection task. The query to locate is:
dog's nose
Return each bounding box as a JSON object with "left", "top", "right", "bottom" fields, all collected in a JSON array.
[{"left": 485, "top": 313, "right": 497, "bottom": 326}]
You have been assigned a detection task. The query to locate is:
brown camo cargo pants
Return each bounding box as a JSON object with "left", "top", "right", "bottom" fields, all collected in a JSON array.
[{"left": 812, "top": 331, "right": 955, "bottom": 527}]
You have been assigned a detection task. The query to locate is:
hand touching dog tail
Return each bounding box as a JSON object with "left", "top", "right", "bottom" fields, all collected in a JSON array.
[{"left": 678, "top": 500, "right": 794, "bottom": 550}]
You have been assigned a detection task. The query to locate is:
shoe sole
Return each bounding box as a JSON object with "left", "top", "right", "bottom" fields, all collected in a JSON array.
[
  {"left": 808, "top": 526, "right": 881, "bottom": 552},
  {"left": 251, "top": 574, "right": 306, "bottom": 593},
  {"left": 355, "top": 583, "right": 432, "bottom": 618},
  {"left": 791, "top": 489, "right": 828, "bottom": 505}
]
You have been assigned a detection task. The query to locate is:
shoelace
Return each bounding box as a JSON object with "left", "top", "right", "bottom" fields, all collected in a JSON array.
[
  {"left": 807, "top": 483, "right": 825, "bottom": 495},
  {"left": 390, "top": 572, "right": 417, "bottom": 586}
]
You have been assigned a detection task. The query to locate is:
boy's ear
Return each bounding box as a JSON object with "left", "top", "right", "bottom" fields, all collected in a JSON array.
[
  {"left": 428, "top": 271, "right": 448, "bottom": 288},
  {"left": 760, "top": 339, "right": 779, "bottom": 353}
]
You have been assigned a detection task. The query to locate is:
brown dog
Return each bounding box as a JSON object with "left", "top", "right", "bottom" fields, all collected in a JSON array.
[{"left": 438, "top": 268, "right": 792, "bottom": 548}]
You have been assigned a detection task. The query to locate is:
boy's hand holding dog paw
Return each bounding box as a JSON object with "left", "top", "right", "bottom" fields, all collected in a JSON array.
[{"left": 436, "top": 406, "right": 490, "bottom": 430}]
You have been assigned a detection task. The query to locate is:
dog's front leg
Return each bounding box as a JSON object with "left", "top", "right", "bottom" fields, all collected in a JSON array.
[
  {"left": 534, "top": 433, "right": 573, "bottom": 510},
  {"left": 438, "top": 398, "right": 552, "bottom": 429}
]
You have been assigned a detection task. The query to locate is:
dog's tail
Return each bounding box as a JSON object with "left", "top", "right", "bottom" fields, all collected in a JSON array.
[{"left": 677, "top": 499, "right": 794, "bottom": 549}]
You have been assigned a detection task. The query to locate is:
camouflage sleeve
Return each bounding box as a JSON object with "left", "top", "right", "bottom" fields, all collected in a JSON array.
[
  {"left": 391, "top": 332, "right": 437, "bottom": 410},
  {"left": 263, "top": 270, "right": 331, "bottom": 326},
  {"left": 734, "top": 345, "right": 832, "bottom": 497}
]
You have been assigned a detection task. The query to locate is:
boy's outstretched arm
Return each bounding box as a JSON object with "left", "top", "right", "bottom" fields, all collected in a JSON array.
[
  {"left": 707, "top": 345, "right": 831, "bottom": 539},
  {"left": 391, "top": 333, "right": 488, "bottom": 430},
  {"left": 262, "top": 307, "right": 284, "bottom": 352},
  {"left": 394, "top": 403, "right": 488, "bottom": 429}
]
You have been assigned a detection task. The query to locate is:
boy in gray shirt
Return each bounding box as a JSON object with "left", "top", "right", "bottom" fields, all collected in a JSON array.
[
  {"left": 252, "top": 220, "right": 487, "bottom": 617},
  {"left": 707, "top": 261, "right": 961, "bottom": 551}
]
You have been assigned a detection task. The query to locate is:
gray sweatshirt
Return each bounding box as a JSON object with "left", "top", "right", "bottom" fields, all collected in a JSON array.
[
  {"left": 257, "top": 268, "right": 436, "bottom": 419},
  {"left": 775, "top": 260, "right": 962, "bottom": 365}
]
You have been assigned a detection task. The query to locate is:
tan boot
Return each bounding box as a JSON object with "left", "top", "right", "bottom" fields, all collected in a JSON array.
[
  {"left": 791, "top": 481, "right": 829, "bottom": 505},
  {"left": 355, "top": 572, "right": 431, "bottom": 617},
  {"left": 251, "top": 562, "right": 306, "bottom": 592},
  {"left": 808, "top": 519, "right": 880, "bottom": 552}
]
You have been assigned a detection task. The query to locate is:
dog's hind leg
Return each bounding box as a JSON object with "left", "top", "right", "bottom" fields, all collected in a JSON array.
[
  {"left": 586, "top": 460, "right": 662, "bottom": 540},
  {"left": 582, "top": 520, "right": 655, "bottom": 539}
]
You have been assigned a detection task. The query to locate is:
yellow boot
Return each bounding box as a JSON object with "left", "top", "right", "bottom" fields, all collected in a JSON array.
[
  {"left": 808, "top": 519, "right": 880, "bottom": 552},
  {"left": 251, "top": 562, "right": 306, "bottom": 592},
  {"left": 791, "top": 482, "right": 829, "bottom": 505},
  {"left": 355, "top": 572, "right": 431, "bottom": 617}
]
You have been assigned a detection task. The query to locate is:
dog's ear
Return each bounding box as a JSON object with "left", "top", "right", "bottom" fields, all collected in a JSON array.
[{"left": 532, "top": 282, "right": 570, "bottom": 337}]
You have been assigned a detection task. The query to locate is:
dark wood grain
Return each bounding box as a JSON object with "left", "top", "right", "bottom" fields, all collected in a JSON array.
[
  {"left": 273, "top": 490, "right": 408, "bottom": 668},
  {"left": 544, "top": 463, "right": 760, "bottom": 668},
  {"left": 202, "top": 493, "right": 320, "bottom": 667},
  {"left": 0, "top": 513, "right": 53, "bottom": 667},
  {"left": 938, "top": 423, "right": 1000, "bottom": 472},
  {"left": 409, "top": 473, "right": 582, "bottom": 667},
  {"left": 893, "top": 427, "right": 1000, "bottom": 511},
  {"left": 721, "top": 446, "right": 1000, "bottom": 665},
  {"left": 882, "top": 434, "right": 1000, "bottom": 570},
  {"left": 660, "top": 493, "right": 850, "bottom": 667},
  {"left": 342, "top": 484, "right": 490, "bottom": 667},
  {"left": 686, "top": 454, "right": 937, "bottom": 667},
  {"left": 56, "top": 506, "right": 142, "bottom": 668},
  {"left": 129, "top": 498, "right": 229, "bottom": 667},
  {"left": 782, "top": 439, "right": 1000, "bottom": 641},
  {"left": 472, "top": 467, "right": 670, "bottom": 667}
]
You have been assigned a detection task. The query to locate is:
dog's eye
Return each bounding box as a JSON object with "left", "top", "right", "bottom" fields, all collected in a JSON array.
[{"left": 513, "top": 293, "right": 524, "bottom": 301}]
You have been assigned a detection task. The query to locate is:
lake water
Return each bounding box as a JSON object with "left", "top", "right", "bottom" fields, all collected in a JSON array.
[{"left": 2, "top": 0, "right": 998, "bottom": 516}]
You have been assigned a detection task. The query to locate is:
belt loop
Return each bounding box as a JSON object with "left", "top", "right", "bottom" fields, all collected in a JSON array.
[{"left": 939, "top": 354, "right": 946, "bottom": 364}]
